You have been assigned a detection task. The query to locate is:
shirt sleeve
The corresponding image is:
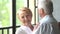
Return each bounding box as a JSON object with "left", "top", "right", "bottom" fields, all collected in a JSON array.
[
  {"left": 40, "top": 23, "right": 53, "bottom": 34},
  {"left": 33, "top": 23, "right": 53, "bottom": 34}
]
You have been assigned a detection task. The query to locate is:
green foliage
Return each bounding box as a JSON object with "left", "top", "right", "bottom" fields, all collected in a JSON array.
[
  {"left": 0, "top": 0, "right": 24, "bottom": 34},
  {"left": 16, "top": 0, "right": 24, "bottom": 25},
  {"left": 16, "top": 0, "right": 24, "bottom": 10},
  {"left": 0, "top": 0, "right": 10, "bottom": 27},
  {"left": 0, "top": 0, "right": 11, "bottom": 34},
  {"left": 0, "top": 0, "right": 24, "bottom": 27},
  {"left": 0, "top": 30, "right": 2, "bottom": 34}
]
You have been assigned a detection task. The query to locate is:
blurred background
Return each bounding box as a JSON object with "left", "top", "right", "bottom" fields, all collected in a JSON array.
[{"left": 0, "top": 0, "right": 60, "bottom": 34}]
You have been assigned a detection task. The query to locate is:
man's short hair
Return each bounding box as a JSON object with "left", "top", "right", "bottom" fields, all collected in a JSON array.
[{"left": 38, "top": 0, "right": 53, "bottom": 14}]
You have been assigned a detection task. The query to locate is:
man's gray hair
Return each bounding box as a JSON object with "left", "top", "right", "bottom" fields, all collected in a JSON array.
[{"left": 38, "top": 0, "right": 53, "bottom": 14}]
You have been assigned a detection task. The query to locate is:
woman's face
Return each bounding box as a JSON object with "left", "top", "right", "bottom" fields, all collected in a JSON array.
[{"left": 18, "top": 11, "right": 32, "bottom": 25}]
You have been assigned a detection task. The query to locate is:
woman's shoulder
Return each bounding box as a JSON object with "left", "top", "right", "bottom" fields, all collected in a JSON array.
[
  {"left": 16, "top": 26, "right": 27, "bottom": 34},
  {"left": 17, "top": 27, "right": 23, "bottom": 31}
]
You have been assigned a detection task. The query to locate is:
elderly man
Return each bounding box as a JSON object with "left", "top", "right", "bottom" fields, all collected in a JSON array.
[{"left": 33, "top": 0, "right": 60, "bottom": 34}]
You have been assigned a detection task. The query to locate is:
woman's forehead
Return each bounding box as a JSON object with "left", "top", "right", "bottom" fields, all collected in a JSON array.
[{"left": 19, "top": 11, "right": 30, "bottom": 16}]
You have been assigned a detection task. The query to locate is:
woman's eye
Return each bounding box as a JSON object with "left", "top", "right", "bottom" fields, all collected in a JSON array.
[
  {"left": 21, "top": 16, "right": 24, "bottom": 18},
  {"left": 27, "top": 15, "right": 30, "bottom": 17},
  {"left": 26, "top": 15, "right": 29, "bottom": 17}
]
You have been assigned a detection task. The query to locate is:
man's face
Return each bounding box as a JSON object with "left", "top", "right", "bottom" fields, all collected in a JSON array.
[
  {"left": 38, "top": 8, "right": 45, "bottom": 18},
  {"left": 38, "top": 8, "right": 43, "bottom": 17},
  {"left": 18, "top": 11, "right": 32, "bottom": 24}
]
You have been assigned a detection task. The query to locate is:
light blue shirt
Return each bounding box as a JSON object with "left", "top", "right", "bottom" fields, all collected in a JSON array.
[{"left": 33, "top": 15, "right": 60, "bottom": 34}]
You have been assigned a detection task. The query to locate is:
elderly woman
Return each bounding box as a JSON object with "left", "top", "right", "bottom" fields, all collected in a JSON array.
[{"left": 16, "top": 7, "right": 34, "bottom": 34}]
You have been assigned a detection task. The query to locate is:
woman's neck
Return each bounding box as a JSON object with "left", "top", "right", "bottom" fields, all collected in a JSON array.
[
  {"left": 29, "top": 24, "right": 34, "bottom": 31},
  {"left": 23, "top": 24, "right": 34, "bottom": 31}
]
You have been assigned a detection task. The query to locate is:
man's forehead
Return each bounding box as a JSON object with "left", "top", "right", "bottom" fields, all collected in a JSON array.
[{"left": 38, "top": 0, "right": 50, "bottom": 2}]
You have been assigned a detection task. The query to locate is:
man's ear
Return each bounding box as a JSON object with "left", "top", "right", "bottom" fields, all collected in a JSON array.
[
  {"left": 39, "top": 8, "right": 44, "bottom": 14},
  {"left": 41, "top": 8, "right": 44, "bottom": 13}
]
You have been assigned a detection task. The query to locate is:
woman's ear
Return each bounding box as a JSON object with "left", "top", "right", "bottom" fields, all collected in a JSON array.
[{"left": 16, "top": 13, "right": 20, "bottom": 20}]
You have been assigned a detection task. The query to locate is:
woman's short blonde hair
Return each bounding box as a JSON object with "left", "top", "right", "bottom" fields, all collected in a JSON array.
[{"left": 17, "top": 7, "right": 32, "bottom": 16}]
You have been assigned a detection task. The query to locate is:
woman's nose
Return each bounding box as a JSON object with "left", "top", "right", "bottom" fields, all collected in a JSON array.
[{"left": 25, "top": 17, "right": 28, "bottom": 20}]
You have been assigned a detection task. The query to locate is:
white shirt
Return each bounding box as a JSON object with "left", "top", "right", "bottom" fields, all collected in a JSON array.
[
  {"left": 16, "top": 25, "right": 32, "bottom": 34},
  {"left": 33, "top": 15, "right": 60, "bottom": 34}
]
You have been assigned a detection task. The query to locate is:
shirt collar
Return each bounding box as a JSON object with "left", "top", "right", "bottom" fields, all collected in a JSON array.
[{"left": 39, "top": 15, "right": 53, "bottom": 24}]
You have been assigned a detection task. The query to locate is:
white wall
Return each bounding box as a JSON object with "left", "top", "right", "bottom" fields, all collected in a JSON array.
[{"left": 52, "top": 0, "right": 60, "bottom": 22}]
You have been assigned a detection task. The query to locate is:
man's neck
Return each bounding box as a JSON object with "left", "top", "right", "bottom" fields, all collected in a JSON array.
[{"left": 41, "top": 14, "right": 46, "bottom": 18}]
